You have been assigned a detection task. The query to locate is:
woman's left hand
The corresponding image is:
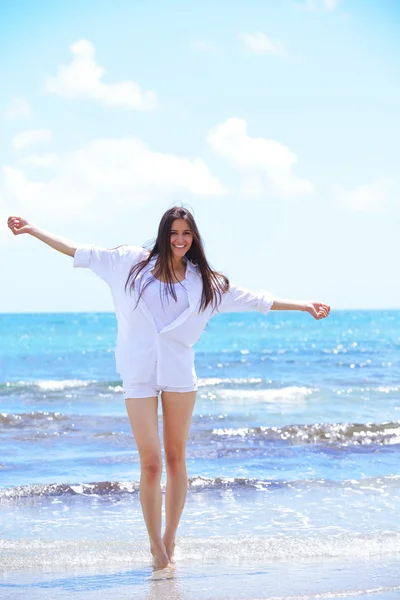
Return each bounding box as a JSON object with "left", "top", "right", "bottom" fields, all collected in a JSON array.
[{"left": 306, "top": 302, "right": 331, "bottom": 320}]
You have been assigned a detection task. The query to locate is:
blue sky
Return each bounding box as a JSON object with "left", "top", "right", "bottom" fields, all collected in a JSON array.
[{"left": 1, "top": 0, "right": 399, "bottom": 312}]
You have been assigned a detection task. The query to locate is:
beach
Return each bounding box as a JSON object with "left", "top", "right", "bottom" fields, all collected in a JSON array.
[{"left": 1, "top": 310, "right": 400, "bottom": 598}]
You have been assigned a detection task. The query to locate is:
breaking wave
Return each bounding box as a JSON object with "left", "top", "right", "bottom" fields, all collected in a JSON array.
[
  {"left": 2, "top": 532, "right": 400, "bottom": 569},
  {"left": 2, "top": 475, "right": 400, "bottom": 500}
]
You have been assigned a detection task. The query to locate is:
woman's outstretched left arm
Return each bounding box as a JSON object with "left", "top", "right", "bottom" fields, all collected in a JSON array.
[
  {"left": 217, "top": 284, "right": 330, "bottom": 320},
  {"left": 271, "top": 298, "right": 330, "bottom": 320}
]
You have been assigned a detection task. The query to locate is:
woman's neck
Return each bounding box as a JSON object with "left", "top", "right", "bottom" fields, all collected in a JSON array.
[
  {"left": 152, "top": 256, "right": 186, "bottom": 283},
  {"left": 171, "top": 256, "right": 186, "bottom": 272}
]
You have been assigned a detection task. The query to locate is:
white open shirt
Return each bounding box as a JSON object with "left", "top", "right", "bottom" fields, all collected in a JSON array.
[
  {"left": 73, "top": 245, "right": 275, "bottom": 387},
  {"left": 140, "top": 274, "right": 190, "bottom": 333}
]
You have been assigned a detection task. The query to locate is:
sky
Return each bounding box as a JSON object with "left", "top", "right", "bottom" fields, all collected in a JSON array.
[{"left": 0, "top": 0, "right": 399, "bottom": 312}]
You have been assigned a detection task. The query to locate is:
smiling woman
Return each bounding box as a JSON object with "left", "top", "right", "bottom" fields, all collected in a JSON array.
[
  {"left": 125, "top": 207, "right": 229, "bottom": 311},
  {"left": 7, "top": 206, "right": 330, "bottom": 570}
]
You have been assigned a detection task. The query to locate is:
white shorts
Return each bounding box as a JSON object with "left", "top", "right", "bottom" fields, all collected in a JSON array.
[{"left": 123, "top": 381, "right": 197, "bottom": 399}]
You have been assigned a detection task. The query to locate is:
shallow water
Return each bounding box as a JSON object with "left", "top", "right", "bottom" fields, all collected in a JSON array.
[{"left": 2, "top": 559, "right": 400, "bottom": 600}]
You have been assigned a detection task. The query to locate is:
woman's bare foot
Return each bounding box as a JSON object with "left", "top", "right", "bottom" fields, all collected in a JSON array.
[
  {"left": 163, "top": 535, "right": 176, "bottom": 563},
  {"left": 151, "top": 543, "right": 170, "bottom": 570}
]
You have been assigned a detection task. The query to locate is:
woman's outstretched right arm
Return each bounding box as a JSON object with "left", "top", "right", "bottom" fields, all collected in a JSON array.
[{"left": 7, "top": 216, "right": 78, "bottom": 258}]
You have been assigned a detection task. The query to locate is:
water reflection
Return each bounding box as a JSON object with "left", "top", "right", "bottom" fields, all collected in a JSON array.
[{"left": 144, "top": 566, "right": 185, "bottom": 600}]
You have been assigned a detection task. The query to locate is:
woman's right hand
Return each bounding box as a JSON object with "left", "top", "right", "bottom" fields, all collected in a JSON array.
[{"left": 7, "top": 216, "right": 33, "bottom": 236}]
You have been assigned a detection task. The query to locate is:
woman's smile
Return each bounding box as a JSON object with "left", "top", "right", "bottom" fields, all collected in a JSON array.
[{"left": 170, "top": 218, "right": 193, "bottom": 257}]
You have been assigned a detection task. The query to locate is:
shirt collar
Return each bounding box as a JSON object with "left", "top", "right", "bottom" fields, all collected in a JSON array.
[
  {"left": 184, "top": 257, "right": 198, "bottom": 280},
  {"left": 145, "top": 255, "right": 198, "bottom": 280}
]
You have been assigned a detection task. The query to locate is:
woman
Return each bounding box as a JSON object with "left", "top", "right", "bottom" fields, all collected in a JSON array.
[{"left": 7, "top": 207, "right": 330, "bottom": 569}]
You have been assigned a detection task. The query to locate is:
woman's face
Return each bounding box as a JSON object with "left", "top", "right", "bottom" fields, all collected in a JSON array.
[{"left": 170, "top": 218, "right": 193, "bottom": 259}]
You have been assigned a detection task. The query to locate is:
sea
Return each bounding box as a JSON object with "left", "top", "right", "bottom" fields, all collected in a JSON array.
[{"left": 0, "top": 310, "right": 400, "bottom": 599}]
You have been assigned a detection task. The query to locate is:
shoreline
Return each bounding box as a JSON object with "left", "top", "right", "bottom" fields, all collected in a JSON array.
[{"left": 1, "top": 556, "right": 400, "bottom": 600}]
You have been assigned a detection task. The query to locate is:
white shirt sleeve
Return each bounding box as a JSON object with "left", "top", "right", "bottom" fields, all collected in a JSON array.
[
  {"left": 217, "top": 285, "right": 275, "bottom": 315},
  {"left": 73, "top": 245, "right": 146, "bottom": 285}
]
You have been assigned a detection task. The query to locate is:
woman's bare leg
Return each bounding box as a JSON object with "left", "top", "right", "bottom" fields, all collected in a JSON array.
[
  {"left": 161, "top": 390, "right": 197, "bottom": 561},
  {"left": 125, "top": 396, "right": 169, "bottom": 569}
]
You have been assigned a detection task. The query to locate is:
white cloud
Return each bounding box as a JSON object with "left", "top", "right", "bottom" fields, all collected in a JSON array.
[
  {"left": 12, "top": 129, "right": 53, "bottom": 151},
  {"left": 341, "top": 179, "right": 393, "bottom": 212},
  {"left": 207, "top": 118, "right": 314, "bottom": 197},
  {"left": 1, "top": 164, "right": 91, "bottom": 220},
  {"left": 1, "top": 135, "right": 226, "bottom": 219},
  {"left": 22, "top": 154, "right": 59, "bottom": 167},
  {"left": 46, "top": 39, "right": 157, "bottom": 111},
  {"left": 0, "top": 201, "right": 11, "bottom": 244},
  {"left": 325, "top": 0, "right": 340, "bottom": 9},
  {"left": 296, "top": 0, "right": 341, "bottom": 11},
  {"left": 6, "top": 97, "right": 33, "bottom": 120},
  {"left": 238, "top": 32, "right": 281, "bottom": 55}
]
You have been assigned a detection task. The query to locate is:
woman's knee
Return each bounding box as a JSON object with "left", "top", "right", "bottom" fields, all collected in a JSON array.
[
  {"left": 165, "top": 448, "right": 186, "bottom": 475},
  {"left": 140, "top": 454, "right": 163, "bottom": 481}
]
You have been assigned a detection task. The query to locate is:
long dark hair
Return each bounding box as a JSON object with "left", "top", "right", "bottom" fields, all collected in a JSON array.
[{"left": 125, "top": 207, "right": 229, "bottom": 311}]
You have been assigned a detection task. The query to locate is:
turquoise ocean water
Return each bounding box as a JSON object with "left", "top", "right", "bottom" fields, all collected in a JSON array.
[{"left": 1, "top": 310, "right": 400, "bottom": 599}]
